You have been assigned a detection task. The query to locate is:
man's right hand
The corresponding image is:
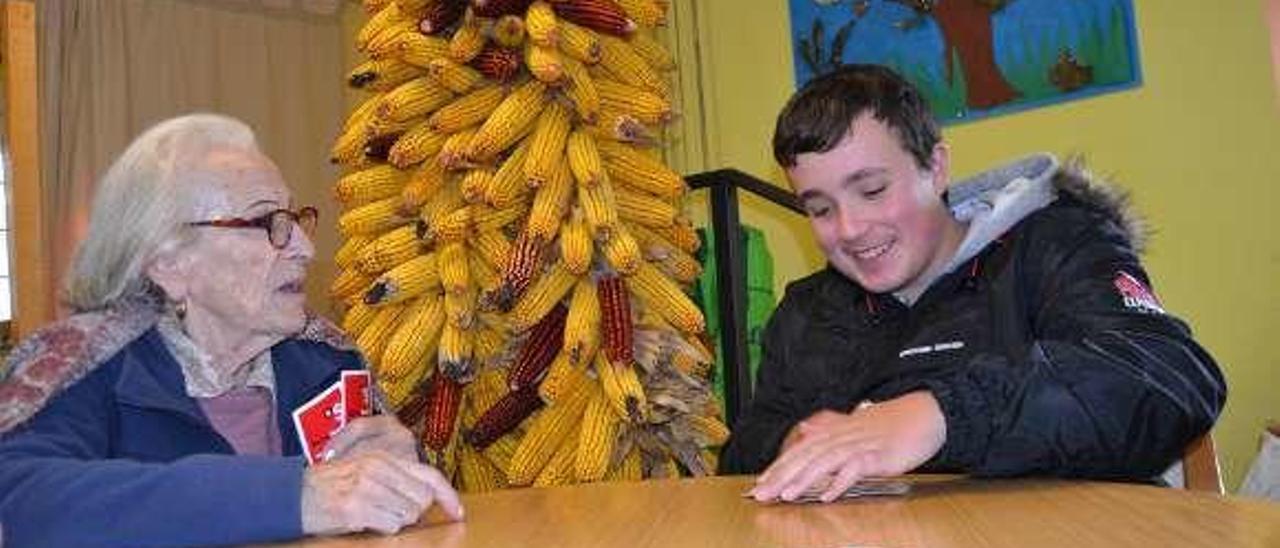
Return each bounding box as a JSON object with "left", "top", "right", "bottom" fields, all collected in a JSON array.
[
  {"left": 300, "top": 451, "right": 464, "bottom": 536},
  {"left": 781, "top": 409, "right": 849, "bottom": 452}
]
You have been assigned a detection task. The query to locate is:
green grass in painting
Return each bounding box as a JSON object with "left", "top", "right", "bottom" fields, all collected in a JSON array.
[{"left": 1004, "top": 3, "right": 1134, "bottom": 101}]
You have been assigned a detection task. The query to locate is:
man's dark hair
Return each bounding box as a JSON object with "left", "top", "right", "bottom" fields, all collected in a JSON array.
[{"left": 773, "top": 64, "right": 940, "bottom": 170}]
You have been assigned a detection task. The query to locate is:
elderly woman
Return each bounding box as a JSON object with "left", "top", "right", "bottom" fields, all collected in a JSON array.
[{"left": 0, "top": 114, "right": 462, "bottom": 547}]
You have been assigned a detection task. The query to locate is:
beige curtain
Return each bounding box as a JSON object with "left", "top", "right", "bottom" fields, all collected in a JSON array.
[{"left": 38, "top": 0, "right": 348, "bottom": 318}]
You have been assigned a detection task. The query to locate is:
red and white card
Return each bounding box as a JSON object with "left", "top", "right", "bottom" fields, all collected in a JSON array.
[
  {"left": 342, "top": 370, "right": 373, "bottom": 421},
  {"left": 291, "top": 383, "right": 346, "bottom": 464}
]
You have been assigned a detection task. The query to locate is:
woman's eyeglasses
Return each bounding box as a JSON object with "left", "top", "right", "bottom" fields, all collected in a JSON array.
[{"left": 188, "top": 206, "right": 318, "bottom": 249}]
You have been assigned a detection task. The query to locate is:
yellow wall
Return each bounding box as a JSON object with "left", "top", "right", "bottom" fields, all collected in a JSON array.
[{"left": 692, "top": 1, "right": 1280, "bottom": 489}]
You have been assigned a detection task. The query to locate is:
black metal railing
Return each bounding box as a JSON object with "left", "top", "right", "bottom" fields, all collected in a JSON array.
[{"left": 685, "top": 168, "right": 802, "bottom": 427}]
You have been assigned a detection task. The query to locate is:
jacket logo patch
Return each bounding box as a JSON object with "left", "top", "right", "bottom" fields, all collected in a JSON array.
[
  {"left": 898, "top": 341, "right": 966, "bottom": 359},
  {"left": 1114, "top": 271, "right": 1165, "bottom": 314}
]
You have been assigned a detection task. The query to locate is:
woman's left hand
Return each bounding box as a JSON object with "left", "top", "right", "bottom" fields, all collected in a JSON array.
[{"left": 323, "top": 416, "right": 418, "bottom": 463}]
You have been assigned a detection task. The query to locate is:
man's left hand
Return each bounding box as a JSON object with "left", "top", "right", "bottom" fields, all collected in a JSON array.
[{"left": 748, "top": 391, "right": 947, "bottom": 503}]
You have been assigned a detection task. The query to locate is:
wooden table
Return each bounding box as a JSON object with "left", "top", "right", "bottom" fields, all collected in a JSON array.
[{"left": 279, "top": 475, "right": 1280, "bottom": 547}]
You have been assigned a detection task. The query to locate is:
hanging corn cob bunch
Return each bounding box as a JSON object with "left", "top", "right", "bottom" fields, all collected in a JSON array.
[{"left": 332, "top": 0, "right": 729, "bottom": 491}]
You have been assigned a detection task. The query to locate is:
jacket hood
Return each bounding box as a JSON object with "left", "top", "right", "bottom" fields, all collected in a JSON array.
[{"left": 895, "top": 153, "right": 1147, "bottom": 304}]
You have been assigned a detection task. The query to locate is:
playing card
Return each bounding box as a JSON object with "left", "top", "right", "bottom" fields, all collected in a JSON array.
[
  {"left": 342, "top": 370, "right": 373, "bottom": 420},
  {"left": 291, "top": 383, "right": 345, "bottom": 464},
  {"left": 745, "top": 478, "right": 911, "bottom": 503}
]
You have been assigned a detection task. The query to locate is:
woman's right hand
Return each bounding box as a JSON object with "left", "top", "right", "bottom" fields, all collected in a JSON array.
[{"left": 300, "top": 451, "right": 464, "bottom": 536}]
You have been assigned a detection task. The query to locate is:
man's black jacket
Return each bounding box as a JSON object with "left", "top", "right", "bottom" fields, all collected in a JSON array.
[{"left": 719, "top": 165, "right": 1226, "bottom": 479}]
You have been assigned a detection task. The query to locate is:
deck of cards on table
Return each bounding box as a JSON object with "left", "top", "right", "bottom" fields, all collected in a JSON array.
[{"left": 291, "top": 370, "right": 373, "bottom": 464}]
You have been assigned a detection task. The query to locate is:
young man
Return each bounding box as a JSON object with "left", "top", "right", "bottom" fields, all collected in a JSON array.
[{"left": 721, "top": 65, "right": 1226, "bottom": 503}]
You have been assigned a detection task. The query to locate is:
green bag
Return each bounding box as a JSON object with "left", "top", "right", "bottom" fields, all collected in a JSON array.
[{"left": 693, "top": 226, "right": 776, "bottom": 409}]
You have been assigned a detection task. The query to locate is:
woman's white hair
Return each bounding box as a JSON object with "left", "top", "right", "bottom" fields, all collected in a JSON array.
[{"left": 63, "top": 113, "right": 262, "bottom": 312}]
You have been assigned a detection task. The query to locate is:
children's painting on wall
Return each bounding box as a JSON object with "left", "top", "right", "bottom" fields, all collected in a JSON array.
[{"left": 789, "top": 0, "right": 1142, "bottom": 123}]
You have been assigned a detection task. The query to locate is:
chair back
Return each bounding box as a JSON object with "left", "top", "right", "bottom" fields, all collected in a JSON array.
[{"left": 1182, "top": 433, "right": 1224, "bottom": 494}]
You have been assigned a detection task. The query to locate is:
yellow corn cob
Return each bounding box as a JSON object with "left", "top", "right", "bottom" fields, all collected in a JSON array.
[
  {"left": 397, "top": 32, "right": 452, "bottom": 68},
  {"left": 459, "top": 443, "right": 506, "bottom": 493},
  {"left": 595, "top": 353, "right": 647, "bottom": 423},
  {"left": 523, "top": 102, "right": 573, "bottom": 188},
  {"left": 364, "top": 115, "right": 416, "bottom": 144},
  {"left": 470, "top": 229, "right": 513, "bottom": 270},
  {"left": 378, "top": 77, "right": 454, "bottom": 122},
  {"left": 652, "top": 218, "right": 700, "bottom": 254},
  {"left": 366, "top": 21, "right": 416, "bottom": 60},
  {"left": 422, "top": 204, "right": 473, "bottom": 245},
  {"left": 417, "top": 182, "right": 464, "bottom": 227},
  {"left": 605, "top": 445, "right": 643, "bottom": 482},
  {"left": 508, "top": 262, "right": 577, "bottom": 331},
  {"left": 566, "top": 130, "right": 606, "bottom": 187},
  {"left": 460, "top": 168, "right": 495, "bottom": 204},
  {"left": 628, "top": 29, "right": 675, "bottom": 71},
  {"left": 615, "top": 187, "right": 677, "bottom": 228},
  {"left": 491, "top": 15, "right": 527, "bottom": 48},
  {"left": 341, "top": 300, "right": 378, "bottom": 335},
  {"left": 381, "top": 295, "right": 446, "bottom": 380},
  {"left": 525, "top": 1, "right": 559, "bottom": 47},
  {"left": 331, "top": 267, "right": 375, "bottom": 305},
  {"left": 532, "top": 434, "right": 578, "bottom": 487},
  {"left": 427, "top": 57, "right": 485, "bottom": 94},
  {"left": 655, "top": 244, "right": 701, "bottom": 284},
  {"left": 389, "top": 122, "right": 450, "bottom": 168},
  {"left": 628, "top": 262, "right": 704, "bottom": 334},
  {"left": 525, "top": 42, "right": 565, "bottom": 84},
  {"left": 472, "top": 322, "right": 507, "bottom": 365},
  {"left": 395, "top": 0, "right": 434, "bottom": 14},
  {"left": 362, "top": 0, "right": 390, "bottom": 12},
  {"left": 438, "top": 127, "right": 480, "bottom": 169},
  {"left": 401, "top": 162, "right": 448, "bottom": 212},
  {"left": 558, "top": 209, "right": 594, "bottom": 276},
  {"left": 447, "top": 12, "right": 486, "bottom": 63},
  {"left": 602, "top": 223, "right": 642, "bottom": 275},
  {"left": 339, "top": 196, "right": 413, "bottom": 236},
  {"left": 537, "top": 353, "right": 588, "bottom": 403},
  {"left": 563, "top": 278, "right": 601, "bottom": 365},
  {"left": 578, "top": 179, "right": 620, "bottom": 238},
  {"left": 335, "top": 164, "right": 406, "bottom": 207},
  {"left": 587, "top": 109, "right": 657, "bottom": 146},
  {"left": 485, "top": 142, "right": 533, "bottom": 208},
  {"left": 348, "top": 58, "right": 423, "bottom": 92},
  {"left": 484, "top": 434, "right": 521, "bottom": 474},
  {"left": 594, "top": 78, "right": 672, "bottom": 125},
  {"left": 336, "top": 234, "right": 375, "bottom": 269},
  {"left": 574, "top": 391, "right": 619, "bottom": 482},
  {"left": 507, "top": 372, "right": 592, "bottom": 485},
  {"left": 365, "top": 254, "right": 441, "bottom": 305},
  {"left": 525, "top": 156, "right": 573, "bottom": 240},
  {"left": 687, "top": 413, "right": 730, "bottom": 447},
  {"left": 357, "top": 301, "right": 411, "bottom": 369},
  {"left": 466, "top": 79, "right": 548, "bottom": 162},
  {"left": 331, "top": 123, "right": 369, "bottom": 166},
  {"left": 602, "top": 157, "right": 684, "bottom": 201},
  {"left": 467, "top": 368, "right": 511, "bottom": 420},
  {"left": 357, "top": 3, "right": 404, "bottom": 52},
  {"left": 560, "top": 55, "right": 600, "bottom": 122},
  {"left": 472, "top": 201, "right": 528, "bottom": 232},
  {"left": 357, "top": 225, "right": 422, "bottom": 274},
  {"left": 427, "top": 85, "right": 506, "bottom": 133},
  {"left": 438, "top": 242, "right": 471, "bottom": 295},
  {"left": 617, "top": 0, "right": 666, "bottom": 28},
  {"left": 557, "top": 20, "right": 602, "bottom": 65},
  {"left": 438, "top": 319, "right": 474, "bottom": 373},
  {"left": 445, "top": 285, "right": 478, "bottom": 329},
  {"left": 471, "top": 254, "right": 502, "bottom": 297},
  {"left": 597, "top": 35, "right": 665, "bottom": 94}
]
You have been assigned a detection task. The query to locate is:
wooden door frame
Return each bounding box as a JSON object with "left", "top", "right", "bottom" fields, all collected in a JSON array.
[{"left": 3, "top": 0, "right": 51, "bottom": 340}]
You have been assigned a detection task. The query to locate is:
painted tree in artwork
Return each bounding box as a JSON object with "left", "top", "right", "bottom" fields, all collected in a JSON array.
[
  {"left": 889, "top": 0, "right": 1019, "bottom": 109},
  {"left": 801, "top": 0, "right": 1022, "bottom": 110}
]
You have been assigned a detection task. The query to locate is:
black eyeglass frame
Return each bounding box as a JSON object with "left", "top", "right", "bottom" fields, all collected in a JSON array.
[{"left": 187, "top": 206, "right": 318, "bottom": 249}]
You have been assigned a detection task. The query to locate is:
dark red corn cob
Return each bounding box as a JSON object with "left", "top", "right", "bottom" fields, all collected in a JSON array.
[
  {"left": 470, "top": 45, "right": 522, "bottom": 82},
  {"left": 465, "top": 387, "right": 544, "bottom": 448},
  {"left": 552, "top": 0, "right": 636, "bottom": 37},
  {"left": 506, "top": 303, "right": 568, "bottom": 390},
  {"left": 598, "top": 274, "right": 634, "bottom": 363},
  {"left": 421, "top": 373, "right": 464, "bottom": 451}
]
